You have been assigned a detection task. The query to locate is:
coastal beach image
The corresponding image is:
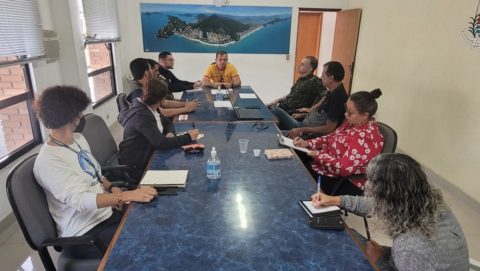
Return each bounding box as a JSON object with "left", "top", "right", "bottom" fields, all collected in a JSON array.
[{"left": 140, "top": 4, "right": 292, "bottom": 54}]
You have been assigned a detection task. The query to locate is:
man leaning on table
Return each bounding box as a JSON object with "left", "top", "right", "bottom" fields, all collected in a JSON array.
[{"left": 202, "top": 50, "right": 241, "bottom": 89}]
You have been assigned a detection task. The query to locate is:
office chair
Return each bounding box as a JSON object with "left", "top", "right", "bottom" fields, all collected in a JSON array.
[
  {"left": 331, "top": 122, "right": 398, "bottom": 239},
  {"left": 81, "top": 114, "right": 136, "bottom": 189},
  {"left": 6, "top": 154, "right": 102, "bottom": 271},
  {"left": 116, "top": 93, "right": 130, "bottom": 113}
]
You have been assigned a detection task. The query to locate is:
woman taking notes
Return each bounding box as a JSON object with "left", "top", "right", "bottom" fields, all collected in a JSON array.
[
  {"left": 294, "top": 89, "right": 384, "bottom": 195},
  {"left": 311, "top": 153, "right": 469, "bottom": 270}
]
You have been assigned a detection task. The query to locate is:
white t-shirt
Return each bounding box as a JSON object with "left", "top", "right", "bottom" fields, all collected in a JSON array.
[{"left": 33, "top": 133, "right": 112, "bottom": 237}]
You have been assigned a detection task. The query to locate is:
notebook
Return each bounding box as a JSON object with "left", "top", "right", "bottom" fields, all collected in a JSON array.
[
  {"left": 298, "top": 200, "right": 342, "bottom": 217},
  {"left": 139, "top": 170, "right": 188, "bottom": 188},
  {"left": 235, "top": 108, "right": 263, "bottom": 120}
]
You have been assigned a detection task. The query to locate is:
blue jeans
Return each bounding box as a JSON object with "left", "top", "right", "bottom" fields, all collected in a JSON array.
[{"left": 271, "top": 106, "right": 302, "bottom": 130}]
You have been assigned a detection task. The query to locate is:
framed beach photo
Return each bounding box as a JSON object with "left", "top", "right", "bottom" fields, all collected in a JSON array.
[{"left": 140, "top": 4, "right": 292, "bottom": 54}]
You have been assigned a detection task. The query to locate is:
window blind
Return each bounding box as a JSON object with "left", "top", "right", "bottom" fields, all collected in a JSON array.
[
  {"left": 82, "top": 0, "right": 121, "bottom": 44},
  {"left": 0, "top": 0, "right": 45, "bottom": 61}
]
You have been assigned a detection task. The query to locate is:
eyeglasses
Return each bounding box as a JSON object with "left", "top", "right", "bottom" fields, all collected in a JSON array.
[
  {"left": 344, "top": 103, "right": 354, "bottom": 117},
  {"left": 165, "top": 58, "right": 174, "bottom": 62}
]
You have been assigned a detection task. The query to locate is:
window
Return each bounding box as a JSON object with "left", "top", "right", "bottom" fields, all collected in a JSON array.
[
  {"left": 78, "top": 0, "right": 121, "bottom": 107},
  {"left": 0, "top": 0, "right": 44, "bottom": 168},
  {"left": 0, "top": 58, "right": 42, "bottom": 168},
  {"left": 85, "top": 43, "right": 117, "bottom": 106}
]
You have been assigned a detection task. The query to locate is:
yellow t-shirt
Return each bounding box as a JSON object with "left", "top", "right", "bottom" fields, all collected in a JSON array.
[{"left": 203, "top": 63, "right": 239, "bottom": 83}]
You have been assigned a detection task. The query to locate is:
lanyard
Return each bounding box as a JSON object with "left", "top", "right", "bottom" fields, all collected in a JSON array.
[{"left": 49, "top": 136, "right": 103, "bottom": 185}]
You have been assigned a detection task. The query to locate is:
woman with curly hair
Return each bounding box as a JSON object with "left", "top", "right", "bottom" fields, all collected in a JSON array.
[
  {"left": 33, "top": 86, "right": 158, "bottom": 258},
  {"left": 311, "top": 153, "right": 469, "bottom": 270}
]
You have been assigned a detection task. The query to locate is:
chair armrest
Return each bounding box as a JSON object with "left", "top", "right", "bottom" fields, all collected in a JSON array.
[
  {"left": 41, "top": 234, "right": 106, "bottom": 253},
  {"left": 101, "top": 165, "right": 129, "bottom": 172}
]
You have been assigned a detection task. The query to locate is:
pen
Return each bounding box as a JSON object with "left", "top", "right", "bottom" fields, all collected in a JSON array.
[
  {"left": 192, "top": 122, "right": 196, "bottom": 129},
  {"left": 317, "top": 175, "right": 321, "bottom": 194}
]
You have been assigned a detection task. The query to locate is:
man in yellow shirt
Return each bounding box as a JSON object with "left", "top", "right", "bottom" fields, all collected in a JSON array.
[{"left": 202, "top": 51, "right": 241, "bottom": 88}]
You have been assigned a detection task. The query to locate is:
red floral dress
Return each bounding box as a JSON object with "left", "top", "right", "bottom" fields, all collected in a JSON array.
[{"left": 307, "top": 120, "right": 384, "bottom": 188}]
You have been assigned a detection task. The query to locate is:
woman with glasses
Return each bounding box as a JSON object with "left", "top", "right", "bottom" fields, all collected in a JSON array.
[
  {"left": 310, "top": 153, "right": 469, "bottom": 270},
  {"left": 293, "top": 89, "right": 384, "bottom": 195},
  {"left": 34, "top": 86, "right": 158, "bottom": 259}
]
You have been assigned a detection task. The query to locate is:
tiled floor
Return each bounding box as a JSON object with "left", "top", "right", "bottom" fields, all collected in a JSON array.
[{"left": 1, "top": 123, "right": 478, "bottom": 270}]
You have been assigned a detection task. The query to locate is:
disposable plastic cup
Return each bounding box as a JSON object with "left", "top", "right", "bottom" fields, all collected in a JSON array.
[
  {"left": 253, "top": 149, "right": 261, "bottom": 157},
  {"left": 238, "top": 139, "right": 249, "bottom": 153}
]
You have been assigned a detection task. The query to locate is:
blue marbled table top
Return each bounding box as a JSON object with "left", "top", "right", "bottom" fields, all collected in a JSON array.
[
  {"left": 103, "top": 123, "right": 373, "bottom": 271},
  {"left": 177, "top": 86, "right": 276, "bottom": 123}
]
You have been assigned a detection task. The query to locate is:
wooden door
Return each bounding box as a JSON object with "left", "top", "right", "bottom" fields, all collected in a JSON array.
[
  {"left": 294, "top": 11, "right": 322, "bottom": 82},
  {"left": 331, "top": 9, "right": 362, "bottom": 93}
]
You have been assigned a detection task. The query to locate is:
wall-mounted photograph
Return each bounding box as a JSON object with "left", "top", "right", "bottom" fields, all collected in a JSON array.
[{"left": 140, "top": 3, "right": 292, "bottom": 54}]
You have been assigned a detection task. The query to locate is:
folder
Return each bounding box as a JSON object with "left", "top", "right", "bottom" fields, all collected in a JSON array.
[
  {"left": 139, "top": 170, "right": 188, "bottom": 188},
  {"left": 234, "top": 108, "right": 263, "bottom": 120}
]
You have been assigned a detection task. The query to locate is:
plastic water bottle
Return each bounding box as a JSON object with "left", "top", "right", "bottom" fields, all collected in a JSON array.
[
  {"left": 216, "top": 85, "right": 223, "bottom": 101},
  {"left": 207, "top": 147, "right": 221, "bottom": 180}
]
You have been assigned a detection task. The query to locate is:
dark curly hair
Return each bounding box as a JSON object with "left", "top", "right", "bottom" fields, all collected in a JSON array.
[{"left": 35, "top": 86, "right": 90, "bottom": 129}]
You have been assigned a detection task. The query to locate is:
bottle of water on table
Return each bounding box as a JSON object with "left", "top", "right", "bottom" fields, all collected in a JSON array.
[{"left": 207, "top": 147, "right": 221, "bottom": 180}]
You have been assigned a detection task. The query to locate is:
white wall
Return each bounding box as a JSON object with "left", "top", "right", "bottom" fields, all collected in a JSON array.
[
  {"left": 117, "top": 0, "right": 348, "bottom": 103},
  {"left": 348, "top": 0, "right": 480, "bottom": 202}
]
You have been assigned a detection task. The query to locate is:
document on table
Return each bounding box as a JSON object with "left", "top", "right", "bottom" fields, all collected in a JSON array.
[
  {"left": 185, "top": 88, "right": 204, "bottom": 93},
  {"left": 278, "top": 135, "right": 310, "bottom": 153},
  {"left": 211, "top": 89, "right": 228, "bottom": 95},
  {"left": 214, "top": 100, "right": 233, "bottom": 108},
  {"left": 298, "top": 200, "right": 341, "bottom": 217},
  {"left": 239, "top": 93, "right": 257, "bottom": 99},
  {"left": 140, "top": 170, "right": 188, "bottom": 187}
]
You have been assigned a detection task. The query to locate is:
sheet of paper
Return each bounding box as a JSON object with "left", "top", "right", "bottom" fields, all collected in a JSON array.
[
  {"left": 214, "top": 100, "right": 233, "bottom": 108},
  {"left": 278, "top": 135, "right": 310, "bottom": 153},
  {"left": 302, "top": 201, "right": 340, "bottom": 214},
  {"left": 178, "top": 114, "right": 188, "bottom": 121},
  {"left": 239, "top": 93, "right": 257, "bottom": 99},
  {"left": 185, "top": 88, "right": 204, "bottom": 93},
  {"left": 140, "top": 170, "right": 188, "bottom": 186},
  {"left": 211, "top": 89, "right": 228, "bottom": 95},
  {"left": 172, "top": 92, "right": 183, "bottom": 100}
]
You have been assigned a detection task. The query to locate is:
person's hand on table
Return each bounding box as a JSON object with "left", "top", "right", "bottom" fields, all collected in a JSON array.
[
  {"left": 122, "top": 187, "right": 158, "bottom": 204},
  {"left": 165, "top": 132, "right": 175, "bottom": 138},
  {"left": 307, "top": 150, "right": 319, "bottom": 158},
  {"left": 287, "top": 128, "right": 303, "bottom": 139},
  {"left": 296, "top": 107, "right": 311, "bottom": 113},
  {"left": 292, "top": 136, "right": 308, "bottom": 148},
  {"left": 222, "top": 82, "right": 232, "bottom": 89},
  {"left": 193, "top": 80, "right": 202, "bottom": 88},
  {"left": 310, "top": 192, "right": 340, "bottom": 208},
  {"left": 188, "top": 129, "right": 199, "bottom": 140},
  {"left": 366, "top": 240, "right": 385, "bottom": 264},
  {"left": 185, "top": 99, "right": 200, "bottom": 112}
]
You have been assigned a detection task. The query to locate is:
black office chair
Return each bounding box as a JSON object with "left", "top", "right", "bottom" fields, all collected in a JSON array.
[
  {"left": 81, "top": 114, "right": 136, "bottom": 189},
  {"left": 332, "top": 121, "right": 398, "bottom": 239},
  {"left": 116, "top": 93, "right": 130, "bottom": 113},
  {"left": 6, "top": 154, "right": 102, "bottom": 271}
]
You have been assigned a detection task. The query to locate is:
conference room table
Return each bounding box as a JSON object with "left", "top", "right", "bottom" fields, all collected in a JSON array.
[
  {"left": 99, "top": 123, "right": 374, "bottom": 270},
  {"left": 175, "top": 86, "right": 277, "bottom": 123}
]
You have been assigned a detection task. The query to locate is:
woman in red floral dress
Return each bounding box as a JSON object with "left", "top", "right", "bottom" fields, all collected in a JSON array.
[{"left": 294, "top": 89, "right": 384, "bottom": 195}]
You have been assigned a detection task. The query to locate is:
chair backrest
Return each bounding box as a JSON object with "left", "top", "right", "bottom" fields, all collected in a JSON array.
[
  {"left": 6, "top": 154, "right": 57, "bottom": 250},
  {"left": 116, "top": 93, "right": 130, "bottom": 113},
  {"left": 81, "top": 114, "right": 118, "bottom": 166},
  {"left": 378, "top": 122, "right": 398, "bottom": 154}
]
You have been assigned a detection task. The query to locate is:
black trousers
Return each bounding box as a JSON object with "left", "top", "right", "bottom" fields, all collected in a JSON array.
[{"left": 63, "top": 209, "right": 125, "bottom": 259}]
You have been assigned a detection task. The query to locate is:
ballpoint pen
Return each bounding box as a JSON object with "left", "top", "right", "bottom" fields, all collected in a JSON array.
[
  {"left": 317, "top": 175, "right": 321, "bottom": 194},
  {"left": 192, "top": 122, "right": 196, "bottom": 129}
]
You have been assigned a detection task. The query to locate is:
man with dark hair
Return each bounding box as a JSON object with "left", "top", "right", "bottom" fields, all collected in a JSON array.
[
  {"left": 202, "top": 51, "right": 241, "bottom": 88},
  {"left": 124, "top": 58, "right": 200, "bottom": 119},
  {"left": 275, "top": 61, "right": 349, "bottom": 139},
  {"left": 269, "top": 56, "right": 326, "bottom": 115},
  {"left": 158, "top": 51, "right": 202, "bottom": 92}
]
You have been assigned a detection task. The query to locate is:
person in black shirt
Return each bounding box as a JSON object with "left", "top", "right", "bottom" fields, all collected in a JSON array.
[
  {"left": 275, "top": 61, "right": 349, "bottom": 138},
  {"left": 158, "top": 51, "right": 202, "bottom": 93}
]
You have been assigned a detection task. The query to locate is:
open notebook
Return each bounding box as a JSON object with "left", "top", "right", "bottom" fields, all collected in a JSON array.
[{"left": 139, "top": 170, "right": 188, "bottom": 188}]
